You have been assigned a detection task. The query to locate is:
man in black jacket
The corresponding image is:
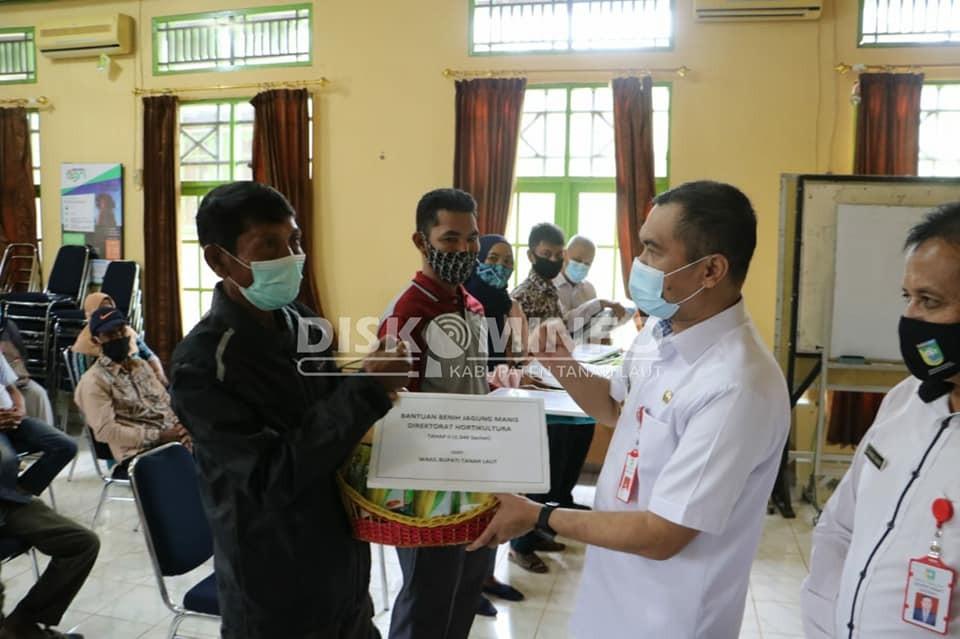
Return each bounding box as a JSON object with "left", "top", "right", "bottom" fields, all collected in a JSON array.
[{"left": 170, "top": 182, "right": 410, "bottom": 639}]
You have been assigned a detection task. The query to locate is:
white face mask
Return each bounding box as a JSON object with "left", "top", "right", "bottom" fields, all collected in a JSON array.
[{"left": 628, "top": 255, "right": 709, "bottom": 319}]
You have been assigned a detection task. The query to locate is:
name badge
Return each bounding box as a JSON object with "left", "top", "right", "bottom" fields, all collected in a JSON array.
[
  {"left": 617, "top": 449, "right": 639, "bottom": 503},
  {"left": 902, "top": 498, "right": 957, "bottom": 635},
  {"left": 902, "top": 556, "right": 955, "bottom": 635},
  {"left": 865, "top": 443, "right": 887, "bottom": 471}
]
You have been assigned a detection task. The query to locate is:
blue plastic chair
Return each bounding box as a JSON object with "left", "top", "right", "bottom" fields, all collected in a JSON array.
[{"left": 129, "top": 443, "right": 219, "bottom": 639}]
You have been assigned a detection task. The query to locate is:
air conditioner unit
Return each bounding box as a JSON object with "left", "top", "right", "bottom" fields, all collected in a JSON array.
[
  {"left": 695, "top": 0, "right": 822, "bottom": 21},
  {"left": 37, "top": 14, "right": 134, "bottom": 59}
]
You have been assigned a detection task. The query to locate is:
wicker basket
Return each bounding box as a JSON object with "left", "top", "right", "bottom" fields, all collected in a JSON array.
[{"left": 336, "top": 472, "right": 499, "bottom": 547}]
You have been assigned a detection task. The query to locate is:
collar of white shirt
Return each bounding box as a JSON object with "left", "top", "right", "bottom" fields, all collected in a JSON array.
[{"left": 659, "top": 298, "right": 749, "bottom": 364}]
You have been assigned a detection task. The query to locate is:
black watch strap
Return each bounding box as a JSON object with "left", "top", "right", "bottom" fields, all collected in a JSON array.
[{"left": 535, "top": 502, "right": 560, "bottom": 540}]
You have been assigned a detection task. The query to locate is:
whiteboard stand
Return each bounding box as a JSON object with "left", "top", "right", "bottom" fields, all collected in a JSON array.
[
  {"left": 805, "top": 351, "right": 908, "bottom": 520},
  {"left": 775, "top": 175, "right": 960, "bottom": 521}
]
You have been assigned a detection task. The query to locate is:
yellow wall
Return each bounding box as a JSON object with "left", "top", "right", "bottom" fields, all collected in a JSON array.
[{"left": 1, "top": 0, "right": 958, "bottom": 351}]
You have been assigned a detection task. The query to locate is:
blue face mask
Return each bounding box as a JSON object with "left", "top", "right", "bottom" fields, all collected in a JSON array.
[
  {"left": 476, "top": 262, "right": 512, "bottom": 289},
  {"left": 222, "top": 249, "right": 306, "bottom": 311},
  {"left": 565, "top": 260, "right": 590, "bottom": 284},
  {"left": 628, "top": 256, "right": 709, "bottom": 320}
]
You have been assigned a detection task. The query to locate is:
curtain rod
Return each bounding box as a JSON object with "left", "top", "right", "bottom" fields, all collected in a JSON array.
[
  {"left": 442, "top": 66, "right": 690, "bottom": 80},
  {"left": 133, "top": 77, "right": 330, "bottom": 96},
  {"left": 0, "top": 96, "right": 51, "bottom": 109},
  {"left": 834, "top": 62, "right": 960, "bottom": 74}
]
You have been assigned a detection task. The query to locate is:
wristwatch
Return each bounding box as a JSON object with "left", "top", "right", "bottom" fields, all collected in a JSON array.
[{"left": 535, "top": 502, "right": 560, "bottom": 541}]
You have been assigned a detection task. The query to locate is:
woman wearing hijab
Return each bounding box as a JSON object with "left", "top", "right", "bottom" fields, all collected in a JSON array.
[
  {"left": 464, "top": 234, "right": 528, "bottom": 616},
  {"left": 71, "top": 292, "right": 168, "bottom": 386}
]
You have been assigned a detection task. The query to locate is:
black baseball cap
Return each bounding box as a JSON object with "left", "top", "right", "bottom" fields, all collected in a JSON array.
[{"left": 89, "top": 307, "right": 128, "bottom": 336}]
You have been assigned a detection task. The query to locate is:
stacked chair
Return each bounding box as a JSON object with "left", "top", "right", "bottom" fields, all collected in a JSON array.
[
  {"left": 0, "top": 245, "right": 90, "bottom": 388},
  {"left": 48, "top": 260, "right": 143, "bottom": 413}
]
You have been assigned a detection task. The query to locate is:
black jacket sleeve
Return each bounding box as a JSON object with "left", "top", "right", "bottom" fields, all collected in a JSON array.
[{"left": 171, "top": 357, "right": 393, "bottom": 510}]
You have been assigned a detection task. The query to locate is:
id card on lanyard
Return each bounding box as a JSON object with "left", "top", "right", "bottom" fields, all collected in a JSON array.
[
  {"left": 902, "top": 498, "right": 956, "bottom": 635},
  {"left": 617, "top": 406, "right": 644, "bottom": 503}
]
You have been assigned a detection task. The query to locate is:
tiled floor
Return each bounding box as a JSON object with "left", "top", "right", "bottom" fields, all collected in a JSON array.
[{"left": 3, "top": 445, "right": 815, "bottom": 638}]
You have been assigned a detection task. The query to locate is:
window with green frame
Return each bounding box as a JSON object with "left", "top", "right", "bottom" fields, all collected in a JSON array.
[
  {"left": 178, "top": 98, "right": 312, "bottom": 331},
  {"left": 471, "top": 0, "right": 672, "bottom": 54},
  {"left": 154, "top": 5, "right": 311, "bottom": 75},
  {"left": 504, "top": 84, "right": 670, "bottom": 302},
  {"left": 860, "top": 0, "right": 960, "bottom": 46},
  {"left": 179, "top": 100, "right": 256, "bottom": 331},
  {"left": 919, "top": 83, "right": 960, "bottom": 176},
  {"left": 29, "top": 111, "right": 41, "bottom": 256},
  {"left": 0, "top": 28, "right": 36, "bottom": 84}
]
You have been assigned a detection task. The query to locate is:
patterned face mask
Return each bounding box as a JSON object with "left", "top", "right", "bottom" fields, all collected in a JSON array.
[
  {"left": 476, "top": 262, "right": 513, "bottom": 289},
  {"left": 421, "top": 234, "right": 478, "bottom": 285}
]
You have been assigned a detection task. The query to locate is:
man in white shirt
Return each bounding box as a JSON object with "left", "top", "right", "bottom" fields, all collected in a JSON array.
[
  {"left": 469, "top": 180, "right": 790, "bottom": 638},
  {"left": 801, "top": 201, "right": 960, "bottom": 638},
  {"left": 554, "top": 235, "right": 626, "bottom": 336}
]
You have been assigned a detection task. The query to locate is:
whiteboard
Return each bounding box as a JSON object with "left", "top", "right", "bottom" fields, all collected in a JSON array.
[
  {"left": 829, "top": 204, "right": 929, "bottom": 361},
  {"left": 789, "top": 177, "right": 960, "bottom": 354}
]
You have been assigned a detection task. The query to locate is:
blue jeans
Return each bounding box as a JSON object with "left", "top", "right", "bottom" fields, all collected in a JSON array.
[{"left": 0, "top": 417, "right": 77, "bottom": 502}]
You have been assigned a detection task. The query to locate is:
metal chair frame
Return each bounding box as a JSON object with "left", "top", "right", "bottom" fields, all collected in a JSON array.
[
  {"left": 0, "top": 540, "right": 41, "bottom": 581},
  {"left": 60, "top": 347, "right": 133, "bottom": 526},
  {"left": 0, "top": 243, "right": 42, "bottom": 295}
]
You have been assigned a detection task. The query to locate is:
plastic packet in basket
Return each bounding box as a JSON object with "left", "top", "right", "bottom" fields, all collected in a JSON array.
[
  {"left": 412, "top": 491, "right": 463, "bottom": 518},
  {"left": 458, "top": 492, "right": 490, "bottom": 514},
  {"left": 366, "top": 488, "right": 415, "bottom": 515}
]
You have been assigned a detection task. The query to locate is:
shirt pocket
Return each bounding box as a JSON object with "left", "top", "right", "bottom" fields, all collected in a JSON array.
[{"left": 636, "top": 409, "right": 677, "bottom": 503}]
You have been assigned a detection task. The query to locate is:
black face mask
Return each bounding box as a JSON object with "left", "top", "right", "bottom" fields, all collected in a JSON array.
[
  {"left": 898, "top": 316, "right": 960, "bottom": 402},
  {"left": 101, "top": 337, "right": 130, "bottom": 363},
  {"left": 532, "top": 255, "right": 563, "bottom": 280}
]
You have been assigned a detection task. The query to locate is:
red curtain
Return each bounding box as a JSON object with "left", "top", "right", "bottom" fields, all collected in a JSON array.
[
  {"left": 612, "top": 76, "right": 657, "bottom": 291},
  {"left": 828, "top": 72, "right": 925, "bottom": 447},
  {"left": 453, "top": 78, "right": 527, "bottom": 235},
  {"left": 854, "top": 73, "right": 925, "bottom": 175},
  {"left": 251, "top": 88, "right": 323, "bottom": 317},
  {"left": 0, "top": 107, "right": 38, "bottom": 249},
  {"left": 142, "top": 95, "right": 183, "bottom": 367}
]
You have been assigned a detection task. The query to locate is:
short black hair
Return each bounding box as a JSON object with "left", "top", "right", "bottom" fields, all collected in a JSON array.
[
  {"left": 905, "top": 202, "right": 960, "bottom": 251},
  {"left": 196, "top": 182, "right": 296, "bottom": 253},
  {"left": 652, "top": 180, "right": 757, "bottom": 283},
  {"left": 528, "top": 223, "right": 565, "bottom": 249},
  {"left": 416, "top": 188, "right": 477, "bottom": 236}
]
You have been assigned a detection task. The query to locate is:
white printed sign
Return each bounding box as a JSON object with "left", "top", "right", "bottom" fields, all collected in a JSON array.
[{"left": 368, "top": 393, "right": 549, "bottom": 493}]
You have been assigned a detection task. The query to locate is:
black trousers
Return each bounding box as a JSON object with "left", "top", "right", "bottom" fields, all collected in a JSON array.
[
  {"left": 330, "top": 595, "right": 381, "bottom": 639},
  {"left": 389, "top": 545, "right": 490, "bottom": 639},
  {"left": 511, "top": 421, "right": 595, "bottom": 554},
  {"left": 0, "top": 498, "right": 100, "bottom": 627},
  {"left": 221, "top": 594, "right": 380, "bottom": 639}
]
